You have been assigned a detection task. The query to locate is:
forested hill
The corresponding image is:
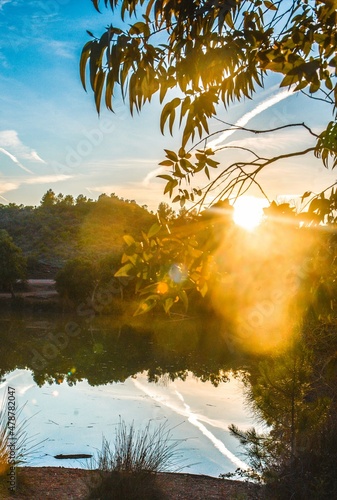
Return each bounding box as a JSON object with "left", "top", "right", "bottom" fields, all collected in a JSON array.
[{"left": 0, "top": 190, "right": 155, "bottom": 278}]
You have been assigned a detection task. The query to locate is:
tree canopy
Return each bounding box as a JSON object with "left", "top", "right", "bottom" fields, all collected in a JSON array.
[
  {"left": 0, "top": 230, "right": 26, "bottom": 296},
  {"left": 81, "top": 0, "right": 337, "bottom": 208}
]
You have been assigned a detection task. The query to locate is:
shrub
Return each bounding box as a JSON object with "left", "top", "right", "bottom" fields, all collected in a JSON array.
[{"left": 86, "top": 419, "right": 185, "bottom": 500}]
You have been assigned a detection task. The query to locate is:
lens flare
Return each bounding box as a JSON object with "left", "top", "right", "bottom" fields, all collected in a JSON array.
[
  {"left": 209, "top": 214, "right": 319, "bottom": 354},
  {"left": 233, "top": 197, "right": 268, "bottom": 231}
]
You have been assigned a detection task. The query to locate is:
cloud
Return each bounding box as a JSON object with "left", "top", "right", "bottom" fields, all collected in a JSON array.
[
  {"left": 142, "top": 88, "right": 296, "bottom": 191},
  {"left": 222, "top": 127, "right": 312, "bottom": 155},
  {"left": 0, "top": 129, "right": 47, "bottom": 174},
  {"left": 28, "top": 150, "right": 46, "bottom": 163},
  {"left": 0, "top": 175, "right": 74, "bottom": 199},
  {"left": 0, "top": 0, "right": 12, "bottom": 10},
  {"left": 24, "top": 174, "right": 73, "bottom": 185},
  {"left": 44, "top": 40, "right": 75, "bottom": 60},
  {"left": 0, "top": 181, "right": 19, "bottom": 193},
  {"left": 0, "top": 129, "right": 46, "bottom": 163},
  {"left": 142, "top": 167, "right": 166, "bottom": 186},
  {"left": 0, "top": 147, "right": 33, "bottom": 174},
  {"left": 88, "top": 180, "right": 164, "bottom": 210}
]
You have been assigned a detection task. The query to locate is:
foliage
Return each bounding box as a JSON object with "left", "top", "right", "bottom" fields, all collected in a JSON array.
[
  {"left": 0, "top": 191, "right": 155, "bottom": 277},
  {"left": 117, "top": 199, "right": 237, "bottom": 314},
  {"left": 0, "top": 313, "right": 237, "bottom": 388},
  {"left": 79, "top": 0, "right": 337, "bottom": 315},
  {"left": 81, "top": 0, "right": 337, "bottom": 206},
  {"left": 55, "top": 257, "right": 98, "bottom": 304},
  {"left": 225, "top": 339, "right": 336, "bottom": 498},
  {"left": 55, "top": 252, "right": 133, "bottom": 306},
  {"left": 0, "top": 230, "right": 26, "bottom": 295},
  {"left": 87, "top": 419, "right": 185, "bottom": 499}
]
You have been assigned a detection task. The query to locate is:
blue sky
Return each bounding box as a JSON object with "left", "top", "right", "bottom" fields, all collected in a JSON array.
[{"left": 0, "top": 0, "right": 336, "bottom": 210}]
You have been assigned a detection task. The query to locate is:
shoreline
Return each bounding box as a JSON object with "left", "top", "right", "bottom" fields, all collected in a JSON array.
[{"left": 2, "top": 467, "right": 262, "bottom": 499}]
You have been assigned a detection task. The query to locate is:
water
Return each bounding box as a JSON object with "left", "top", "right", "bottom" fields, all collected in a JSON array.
[{"left": 0, "top": 311, "right": 257, "bottom": 478}]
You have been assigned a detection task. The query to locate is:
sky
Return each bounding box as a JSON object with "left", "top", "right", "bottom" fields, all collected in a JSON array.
[
  {"left": 0, "top": 0, "right": 336, "bottom": 211},
  {"left": 6, "top": 368, "right": 255, "bottom": 477}
]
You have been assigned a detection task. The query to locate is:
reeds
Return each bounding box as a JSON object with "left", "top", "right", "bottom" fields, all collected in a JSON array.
[
  {"left": 87, "top": 418, "right": 187, "bottom": 500},
  {"left": 0, "top": 393, "right": 44, "bottom": 492}
]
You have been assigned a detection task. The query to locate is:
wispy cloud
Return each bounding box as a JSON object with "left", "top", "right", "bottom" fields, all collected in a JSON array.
[
  {"left": 0, "top": 181, "right": 19, "bottom": 194},
  {"left": 222, "top": 127, "right": 311, "bottom": 155},
  {"left": 142, "top": 167, "right": 165, "bottom": 186},
  {"left": 0, "top": 129, "right": 47, "bottom": 174},
  {"left": 43, "top": 40, "right": 75, "bottom": 60},
  {"left": 88, "top": 180, "right": 164, "bottom": 209},
  {"left": 0, "top": 147, "right": 33, "bottom": 174},
  {"left": 141, "top": 89, "right": 296, "bottom": 191},
  {"left": 24, "top": 174, "right": 73, "bottom": 185},
  {"left": 0, "top": 174, "right": 74, "bottom": 197},
  {"left": 0, "top": 0, "right": 13, "bottom": 10},
  {"left": 0, "top": 129, "right": 46, "bottom": 163}
]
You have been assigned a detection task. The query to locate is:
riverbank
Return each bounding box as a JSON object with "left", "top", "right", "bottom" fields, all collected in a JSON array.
[
  {"left": 0, "top": 279, "right": 61, "bottom": 311},
  {"left": 3, "top": 467, "right": 262, "bottom": 499}
]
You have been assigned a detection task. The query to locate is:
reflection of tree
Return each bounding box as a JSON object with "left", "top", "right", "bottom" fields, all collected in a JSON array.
[{"left": 0, "top": 314, "right": 243, "bottom": 388}]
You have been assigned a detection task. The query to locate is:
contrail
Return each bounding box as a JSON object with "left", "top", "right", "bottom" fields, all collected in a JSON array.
[
  {"left": 143, "top": 167, "right": 165, "bottom": 186},
  {"left": 0, "top": 147, "right": 33, "bottom": 174},
  {"left": 207, "top": 88, "right": 295, "bottom": 150},
  {"left": 132, "top": 378, "right": 249, "bottom": 470},
  {"left": 30, "top": 150, "right": 46, "bottom": 164},
  {"left": 174, "top": 389, "right": 248, "bottom": 470},
  {"left": 143, "top": 88, "right": 294, "bottom": 186}
]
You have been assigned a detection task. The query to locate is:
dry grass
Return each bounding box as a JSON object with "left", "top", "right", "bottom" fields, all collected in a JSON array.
[{"left": 86, "top": 419, "right": 188, "bottom": 499}]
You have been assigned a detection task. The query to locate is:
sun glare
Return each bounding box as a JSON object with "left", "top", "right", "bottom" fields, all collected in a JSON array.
[{"left": 233, "top": 197, "right": 268, "bottom": 231}]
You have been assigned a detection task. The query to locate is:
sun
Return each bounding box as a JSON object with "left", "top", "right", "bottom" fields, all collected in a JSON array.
[{"left": 233, "top": 196, "right": 268, "bottom": 231}]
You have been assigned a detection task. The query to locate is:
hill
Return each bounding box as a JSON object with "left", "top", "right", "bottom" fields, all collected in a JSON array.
[{"left": 0, "top": 191, "right": 155, "bottom": 278}]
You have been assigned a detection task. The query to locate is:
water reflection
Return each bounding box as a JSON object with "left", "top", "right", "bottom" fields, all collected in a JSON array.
[
  {"left": 0, "top": 311, "right": 256, "bottom": 477},
  {"left": 0, "top": 312, "right": 248, "bottom": 387}
]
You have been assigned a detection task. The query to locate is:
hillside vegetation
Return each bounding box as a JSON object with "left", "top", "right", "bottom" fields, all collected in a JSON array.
[{"left": 0, "top": 190, "right": 155, "bottom": 277}]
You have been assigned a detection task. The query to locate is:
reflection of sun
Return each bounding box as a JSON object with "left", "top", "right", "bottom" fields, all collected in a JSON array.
[{"left": 233, "top": 196, "right": 268, "bottom": 231}]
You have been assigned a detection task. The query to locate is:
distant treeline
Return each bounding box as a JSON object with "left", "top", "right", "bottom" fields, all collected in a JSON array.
[{"left": 0, "top": 190, "right": 156, "bottom": 277}]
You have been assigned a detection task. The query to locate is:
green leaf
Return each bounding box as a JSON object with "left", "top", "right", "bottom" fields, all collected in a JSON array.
[
  {"left": 178, "top": 289, "right": 188, "bottom": 311},
  {"left": 123, "top": 234, "right": 135, "bottom": 246},
  {"left": 160, "top": 98, "right": 180, "bottom": 134},
  {"left": 163, "top": 297, "right": 174, "bottom": 313},
  {"left": 294, "top": 80, "right": 308, "bottom": 91},
  {"left": 159, "top": 160, "right": 174, "bottom": 167},
  {"left": 94, "top": 69, "right": 105, "bottom": 114},
  {"left": 264, "top": 1, "right": 278, "bottom": 10},
  {"left": 114, "top": 263, "right": 134, "bottom": 277},
  {"left": 225, "top": 11, "right": 234, "bottom": 29},
  {"left": 134, "top": 298, "right": 157, "bottom": 316},
  {"left": 147, "top": 222, "right": 162, "bottom": 238},
  {"left": 301, "top": 191, "right": 312, "bottom": 202},
  {"left": 280, "top": 73, "right": 299, "bottom": 87},
  {"left": 206, "top": 158, "right": 219, "bottom": 168},
  {"left": 164, "top": 149, "right": 178, "bottom": 161},
  {"left": 129, "top": 22, "right": 150, "bottom": 37},
  {"left": 80, "top": 41, "right": 92, "bottom": 91}
]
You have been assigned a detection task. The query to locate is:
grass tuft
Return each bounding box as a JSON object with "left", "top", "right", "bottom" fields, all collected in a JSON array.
[
  {"left": 87, "top": 418, "right": 187, "bottom": 499},
  {"left": 0, "top": 393, "right": 45, "bottom": 494}
]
